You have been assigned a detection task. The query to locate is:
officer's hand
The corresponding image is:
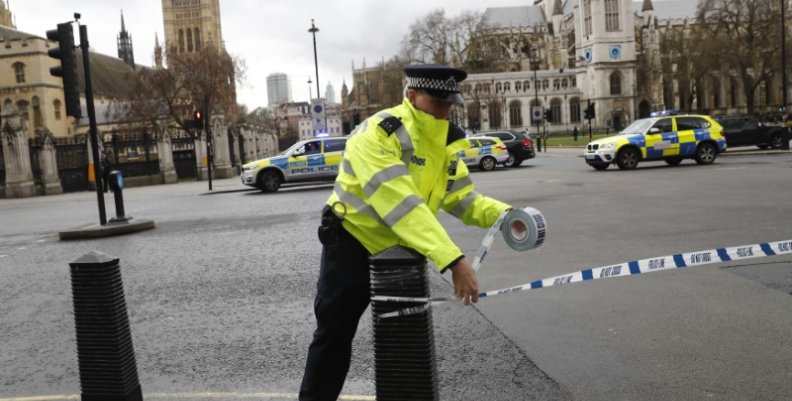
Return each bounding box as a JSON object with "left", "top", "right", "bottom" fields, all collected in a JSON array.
[{"left": 451, "top": 258, "right": 479, "bottom": 306}]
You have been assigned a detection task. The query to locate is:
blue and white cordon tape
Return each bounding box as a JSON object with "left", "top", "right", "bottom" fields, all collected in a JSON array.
[{"left": 372, "top": 206, "right": 792, "bottom": 319}]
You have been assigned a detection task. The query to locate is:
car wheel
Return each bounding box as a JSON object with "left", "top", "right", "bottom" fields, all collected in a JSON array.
[
  {"left": 694, "top": 142, "right": 717, "bottom": 165},
  {"left": 757, "top": 144, "right": 770, "bottom": 150},
  {"left": 503, "top": 154, "right": 519, "bottom": 167},
  {"left": 257, "top": 170, "right": 282, "bottom": 192},
  {"left": 616, "top": 147, "right": 640, "bottom": 170},
  {"left": 665, "top": 157, "right": 683, "bottom": 166},
  {"left": 479, "top": 156, "right": 497, "bottom": 171},
  {"left": 590, "top": 162, "right": 609, "bottom": 171},
  {"left": 769, "top": 133, "right": 784, "bottom": 149}
]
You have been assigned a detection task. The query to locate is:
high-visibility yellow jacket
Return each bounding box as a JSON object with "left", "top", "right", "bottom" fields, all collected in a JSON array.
[{"left": 326, "top": 98, "right": 509, "bottom": 271}]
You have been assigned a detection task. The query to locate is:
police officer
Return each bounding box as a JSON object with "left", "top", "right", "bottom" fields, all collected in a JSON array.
[{"left": 299, "top": 64, "right": 515, "bottom": 401}]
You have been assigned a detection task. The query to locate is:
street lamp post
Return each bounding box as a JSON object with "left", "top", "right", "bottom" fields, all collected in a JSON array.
[
  {"left": 308, "top": 19, "right": 321, "bottom": 100},
  {"left": 308, "top": 78, "right": 313, "bottom": 101},
  {"left": 782, "top": 0, "right": 790, "bottom": 149}
]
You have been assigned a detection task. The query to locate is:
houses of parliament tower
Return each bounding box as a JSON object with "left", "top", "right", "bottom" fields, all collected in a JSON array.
[{"left": 161, "top": 0, "right": 223, "bottom": 54}]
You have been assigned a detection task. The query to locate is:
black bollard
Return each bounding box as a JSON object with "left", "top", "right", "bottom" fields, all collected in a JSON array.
[
  {"left": 370, "top": 246, "right": 439, "bottom": 401},
  {"left": 109, "top": 170, "right": 130, "bottom": 223},
  {"left": 536, "top": 137, "right": 542, "bottom": 152},
  {"left": 69, "top": 251, "right": 143, "bottom": 401}
]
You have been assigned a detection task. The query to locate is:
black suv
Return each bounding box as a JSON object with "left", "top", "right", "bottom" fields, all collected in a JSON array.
[
  {"left": 713, "top": 115, "right": 789, "bottom": 149},
  {"left": 472, "top": 130, "right": 535, "bottom": 167}
]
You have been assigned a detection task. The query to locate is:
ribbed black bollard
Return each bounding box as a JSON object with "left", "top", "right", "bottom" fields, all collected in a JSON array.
[
  {"left": 369, "top": 246, "right": 439, "bottom": 401},
  {"left": 69, "top": 251, "right": 143, "bottom": 401}
]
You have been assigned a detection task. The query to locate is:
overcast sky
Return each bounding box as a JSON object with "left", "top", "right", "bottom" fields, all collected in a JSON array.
[{"left": 10, "top": 0, "right": 539, "bottom": 110}]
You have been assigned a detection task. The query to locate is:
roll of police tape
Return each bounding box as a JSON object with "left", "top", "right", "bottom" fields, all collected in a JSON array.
[
  {"left": 373, "top": 239, "right": 792, "bottom": 319},
  {"left": 472, "top": 206, "right": 546, "bottom": 273}
]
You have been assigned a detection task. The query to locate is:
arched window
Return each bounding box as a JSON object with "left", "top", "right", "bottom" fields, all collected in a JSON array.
[
  {"left": 16, "top": 100, "right": 30, "bottom": 122},
  {"left": 569, "top": 97, "right": 581, "bottom": 123},
  {"left": 503, "top": 82, "right": 511, "bottom": 92},
  {"left": 13, "top": 62, "right": 25, "bottom": 83},
  {"left": 194, "top": 28, "right": 202, "bottom": 51},
  {"left": 550, "top": 98, "right": 562, "bottom": 123},
  {"left": 178, "top": 29, "right": 185, "bottom": 53},
  {"left": 561, "top": 79, "right": 568, "bottom": 89},
  {"left": 53, "top": 99, "right": 62, "bottom": 120},
  {"left": 509, "top": 100, "right": 523, "bottom": 128},
  {"left": 523, "top": 80, "right": 530, "bottom": 90},
  {"left": 583, "top": 0, "right": 593, "bottom": 35},
  {"left": 495, "top": 82, "right": 502, "bottom": 93},
  {"left": 553, "top": 79, "right": 560, "bottom": 91},
  {"left": 488, "top": 99, "right": 503, "bottom": 129},
  {"left": 542, "top": 79, "right": 549, "bottom": 90},
  {"left": 32, "top": 96, "right": 42, "bottom": 129},
  {"left": 3, "top": 98, "right": 11, "bottom": 108},
  {"left": 467, "top": 101, "right": 481, "bottom": 131},
  {"left": 515, "top": 81, "right": 522, "bottom": 92},
  {"left": 610, "top": 71, "right": 622, "bottom": 95},
  {"left": 187, "top": 29, "right": 193, "bottom": 52}
]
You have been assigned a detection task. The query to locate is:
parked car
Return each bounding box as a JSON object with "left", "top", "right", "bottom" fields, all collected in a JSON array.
[
  {"left": 472, "top": 130, "right": 535, "bottom": 167},
  {"left": 583, "top": 112, "right": 727, "bottom": 170},
  {"left": 713, "top": 115, "right": 789, "bottom": 149},
  {"left": 240, "top": 137, "right": 347, "bottom": 192},
  {"left": 458, "top": 136, "right": 509, "bottom": 171}
]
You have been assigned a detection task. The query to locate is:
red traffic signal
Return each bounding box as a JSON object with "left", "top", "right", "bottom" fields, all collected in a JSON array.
[{"left": 46, "top": 22, "right": 81, "bottom": 119}]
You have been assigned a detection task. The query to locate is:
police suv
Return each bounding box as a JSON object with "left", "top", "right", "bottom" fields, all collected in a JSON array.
[
  {"left": 241, "top": 137, "right": 347, "bottom": 192},
  {"left": 458, "top": 136, "right": 509, "bottom": 171},
  {"left": 583, "top": 111, "right": 727, "bottom": 170}
]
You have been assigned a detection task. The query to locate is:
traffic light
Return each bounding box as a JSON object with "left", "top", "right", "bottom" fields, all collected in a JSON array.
[
  {"left": 46, "top": 22, "right": 81, "bottom": 119},
  {"left": 543, "top": 108, "right": 552, "bottom": 122},
  {"left": 193, "top": 110, "right": 204, "bottom": 130},
  {"left": 584, "top": 103, "right": 596, "bottom": 120}
]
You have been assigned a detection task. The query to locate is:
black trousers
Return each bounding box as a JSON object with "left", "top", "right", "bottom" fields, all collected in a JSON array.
[{"left": 300, "top": 226, "right": 371, "bottom": 401}]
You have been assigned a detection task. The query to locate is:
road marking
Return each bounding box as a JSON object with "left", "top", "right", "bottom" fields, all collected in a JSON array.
[
  {"left": 16, "top": 247, "right": 26, "bottom": 250},
  {"left": 0, "top": 393, "right": 375, "bottom": 401}
]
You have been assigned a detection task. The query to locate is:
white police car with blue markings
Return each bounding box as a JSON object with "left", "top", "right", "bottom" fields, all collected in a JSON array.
[
  {"left": 241, "top": 137, "right": 347, "bottom": 192},
  {"left": 458, "top": 136, "right": 509, "bottom": 171},
  {"left": 583, "top": 113, "right": 727, "bottom": 170}
]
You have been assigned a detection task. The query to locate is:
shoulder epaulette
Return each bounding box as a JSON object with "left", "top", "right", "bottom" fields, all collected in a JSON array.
[{"left": 378, "top": 116, "right": 403, "bottom": 136}]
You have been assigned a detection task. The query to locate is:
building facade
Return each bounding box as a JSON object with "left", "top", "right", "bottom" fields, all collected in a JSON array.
[
  {"left": 267, "top": 72, "right": 292, "bottom": 105},
  {"left": 342, "top": 0, "right": 790, "bottom": 135},
  {"left": 161, "top": 0, "right": 223, "bottom": 54}
]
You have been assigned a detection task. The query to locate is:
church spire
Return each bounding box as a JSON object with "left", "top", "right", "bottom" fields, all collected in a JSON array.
[
  {"left": 642, "top": 0, "right": 654, "bottom": 12},
  {"left": 117, "top": 10, "right": 135, "bottom": 68},
  {"left": 553, "top": 0, "right": 563, "bottom": 16},
  {"left": 154, "top": 32, "right": 163, "bottom": 69},
  {"left": 0, "top": 0, "right": 15, "bottom": 29}
]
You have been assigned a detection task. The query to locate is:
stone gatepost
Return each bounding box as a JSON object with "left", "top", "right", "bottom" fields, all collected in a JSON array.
[
  {"left": 209, "top": 114, "right": 233, "bottom": 179},
  {"left": 156, "top": 122, "right": 178, "bottom": 184},
  {"left": 1, "top": 104, "right": 36, "bottom": 198},
  {"left": 35, "top": 128, "right": 63, "bottom": 195}
]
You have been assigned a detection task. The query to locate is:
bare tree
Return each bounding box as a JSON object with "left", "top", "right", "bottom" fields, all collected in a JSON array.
[
  {"left": 401, "top": 9, "right": 483, "bottom": 68},
  {"left": 116, "top": 45, "right": 246, "bottom": 133},
  {"left": 699, "top": 0, "right": 782, "bottom": 113}
]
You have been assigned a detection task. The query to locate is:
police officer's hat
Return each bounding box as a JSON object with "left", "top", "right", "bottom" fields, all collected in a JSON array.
[{"left": 404, "top": 64, "right": 467, "bottom": 105}]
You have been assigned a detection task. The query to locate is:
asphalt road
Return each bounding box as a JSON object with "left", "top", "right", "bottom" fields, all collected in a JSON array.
[{"left": 1, "top": 147, "right": 790, "bottom": 401}]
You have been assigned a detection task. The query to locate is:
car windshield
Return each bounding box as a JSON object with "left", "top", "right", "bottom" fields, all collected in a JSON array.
[
  {"left": 281, "top": 141, "right": 305, "bottom": 156},
  {"left": 618, "top": 119, "right": 656, "bottom": 136}
]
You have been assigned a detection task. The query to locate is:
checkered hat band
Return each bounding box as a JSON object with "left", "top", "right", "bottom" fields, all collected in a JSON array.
[{"left": 406, "top": 76, "right": 459, "bottom": 92}]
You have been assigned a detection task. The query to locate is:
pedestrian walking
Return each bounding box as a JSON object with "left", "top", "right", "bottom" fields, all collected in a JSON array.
[
  {"left": 100, "top": 151, "right": 113, "bottom": 193},
  {"left": 573, "top": 126, "right": 579, "bottom": 142},
  {"left": 299, "top": 64, "right": 520, "bottom": 401}
]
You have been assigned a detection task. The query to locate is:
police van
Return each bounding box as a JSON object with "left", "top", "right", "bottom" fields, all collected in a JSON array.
[
  {"left": 241, "top": 137, "right": 347, "bottom": 192},
  {"left": 583, "top": 112, "right": 727, "bottom": 170}
]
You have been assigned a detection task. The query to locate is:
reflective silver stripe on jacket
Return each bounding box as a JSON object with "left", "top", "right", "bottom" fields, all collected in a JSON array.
[
  {"left": 363, "top": 164, "right": 409, "bottom": 198},
  {"left": 383, "top": 194, "right": 423, "bottom": 227},
  {"left": 446, "top": 175, "right": 473, "bottom": 195},
  {"left": 342, "top": 159, "right": 355, "bottom": 177},
  {"left": 333, "top": 182, "right": 384, "bottom": 224},
  {"left": 376, "top": 111, "right": 413, "bottom": 166},
  {"left": 450, "top": 190, "right": 480, "bottom": 218}
]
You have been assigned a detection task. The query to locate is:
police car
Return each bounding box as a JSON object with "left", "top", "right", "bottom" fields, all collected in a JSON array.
[
  {"left": 241, "top": 137, "right": 347, "bottom": 192},
  {"left": 583, "top": 111, "right": 727, "bottom": 170},
  {"left": 458, "top": 136, "right": 509, "bottom": 171}
]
